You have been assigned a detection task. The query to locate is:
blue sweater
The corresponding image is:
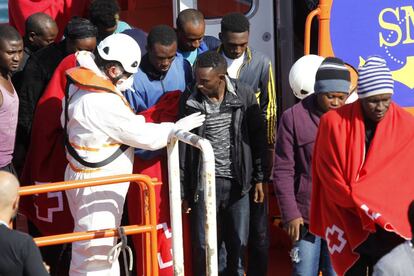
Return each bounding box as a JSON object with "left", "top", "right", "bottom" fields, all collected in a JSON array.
[
  {"left": 124, "top": 54, "right": 192, "bottom": 159},
  {"left": 125, "top": 54, "right": 192, "bottom": 113}
]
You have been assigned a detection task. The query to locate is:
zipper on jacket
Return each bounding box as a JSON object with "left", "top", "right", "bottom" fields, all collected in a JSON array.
[
  {"left": 236, "top": 48, "right": 251, "bottom": 79},
  {"left": 160, "top": 79, "right": 166, "bottom": 95}
]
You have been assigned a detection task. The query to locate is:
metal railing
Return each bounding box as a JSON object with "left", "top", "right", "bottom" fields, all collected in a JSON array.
[
  {"left": 167, "top": 129, "right": 217, "bottom": 276},
  {"left": 304, "top": 0, "right": 336, "bottom": 56},
  {"left": 19, "top": 174, "right": 159, "bottom": 276}
]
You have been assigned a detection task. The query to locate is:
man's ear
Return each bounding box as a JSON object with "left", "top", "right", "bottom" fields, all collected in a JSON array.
[
  {"left": 28, "top": 31, "right": 37, "bottom": 42},
  {"left": 218, "top": 72, "right": 226, "bottom": 81},
  {"left": 218, "top": 32, "right": 222, "bottom": 42},
  {"left": 105, "top": 65, "right": 119, "bottom": 79},
  {"left": 12, "top": 195, "right": 20, "bottom": 212}
]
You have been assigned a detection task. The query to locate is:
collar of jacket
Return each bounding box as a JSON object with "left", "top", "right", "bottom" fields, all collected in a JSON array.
[
  {"left": 197, "top": 40, "right": 209, "bottom": 53},
  {"left": 24, "top": 45, "right": 34, "bottom": 56},
  {"left": 216, "top": 45, "right": 252, "bottom": 63},
  {"left": 177, "top": 40, "right": 208, "bottom": 57},
  {"left": 140, "top": 54, "right": 170, "bottom": 81},
  {"left": 186, "top": 75, "right": 242, "bottom": 111}
]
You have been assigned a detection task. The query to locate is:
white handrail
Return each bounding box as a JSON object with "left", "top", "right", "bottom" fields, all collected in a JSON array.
[{"left": 167, "top": 129, "right": 217, "bottom": 276}]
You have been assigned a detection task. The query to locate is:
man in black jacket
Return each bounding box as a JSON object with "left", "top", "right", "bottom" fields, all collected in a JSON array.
[
  {"left": 16, "top": 12, "right": 58, "bottom": 73},
  {"left": 0, "top": 171, "right": 49, "bottom": 276},
  {"left": 180, "top": 51, "right": 265, "bottom": 276},
  {"left": 217, "top": 13, "right": 276, "bottom": 275}
]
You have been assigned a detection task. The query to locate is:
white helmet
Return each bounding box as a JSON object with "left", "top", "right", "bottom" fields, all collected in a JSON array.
[
  {"left": 289, "top": 54, "right": 324, "bottom": 99},
  {"left": 97, "top": 33, "right": 141, "bottom": 74}
]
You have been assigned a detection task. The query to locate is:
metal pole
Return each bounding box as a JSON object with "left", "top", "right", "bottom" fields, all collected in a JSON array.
[
  {"left": 20, "top": 174, "right": 159, "bottom": 276},
  {"left": 167, "top": 135, "right": 185, "bottom": 276},
  {"left": 167, "top": 130, "right": 218, "bottom": 276},
  {"left": 198, "top": 138, "right": 217, "bottom": 276},
  {"left": 34, "top": 224, "right": 153, "bottom": 247}
]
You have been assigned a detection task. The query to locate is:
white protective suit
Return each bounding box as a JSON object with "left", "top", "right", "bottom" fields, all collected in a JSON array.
[{"left": 62, "top": 51, "right": 175, "bottom": 276}]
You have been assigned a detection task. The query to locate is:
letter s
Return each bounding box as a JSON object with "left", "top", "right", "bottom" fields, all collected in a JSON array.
[{"left": 379, "top": 7, "right": 402, "bottom": 47}]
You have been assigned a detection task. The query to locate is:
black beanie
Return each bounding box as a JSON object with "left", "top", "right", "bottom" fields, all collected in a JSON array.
[{"left": 314, "top": 57, "right": 350, "bottom": 94}]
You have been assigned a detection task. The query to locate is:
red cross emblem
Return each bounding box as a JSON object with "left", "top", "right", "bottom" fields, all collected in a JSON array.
[
  {"left": 325, "top": 224, "right": 347, "bottom": 254},
  {"left": 33, "top": 183, "right": 64, "bottom": 223},
  {"left": 157, "top": 222, "right": 173, "bottom": 269}
]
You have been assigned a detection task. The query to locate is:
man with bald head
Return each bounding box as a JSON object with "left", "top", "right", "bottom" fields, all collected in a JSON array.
[
  {"left": 176, "top": 9, "right": 219, "bottom": 66},
  {"left": 20, "top": 13, "right": 58, "bottom": 69},
  {"left": 25, "top": 13, "right": 58, "bottom": 51},
  {"left": 12, "top": 13, "right": 58, "bottom": 115},
  {"left": 0, "top": 171, "right": 49, "bottom": 276}
]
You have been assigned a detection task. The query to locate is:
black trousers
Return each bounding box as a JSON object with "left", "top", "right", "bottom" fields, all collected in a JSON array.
[
  {"left": 190, "top": 177, "right": 250, "bottom": 276},
  {"left": 246, "top": 185, "right": 269, "bottom": 276},
  {"left": 345, "top": 226, "right": 405, "bottom": 276}
]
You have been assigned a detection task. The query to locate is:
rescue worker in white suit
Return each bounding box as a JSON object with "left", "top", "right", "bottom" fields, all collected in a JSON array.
[{"left": 61, "top": 33, "right": 205, "bottom": 276}]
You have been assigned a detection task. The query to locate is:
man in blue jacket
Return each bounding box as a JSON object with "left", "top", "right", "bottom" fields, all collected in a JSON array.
[
  {"left": 125, "top": 25, "right": 192, "bottom": 114},
  {"left": 124, "top": 25, "right": 192, "bottom": 160},
  {"left": 176, "top": 9, "right": 220, "bottom": 66}
]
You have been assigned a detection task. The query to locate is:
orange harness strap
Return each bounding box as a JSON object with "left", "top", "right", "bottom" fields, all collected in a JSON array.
[{"left": 64, "top": 67, "right": 132, "bottom": 169}]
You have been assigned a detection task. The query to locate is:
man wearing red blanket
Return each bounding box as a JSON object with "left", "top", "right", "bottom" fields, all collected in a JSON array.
[
  {"left": 20, "top": 54, "right": 76, "bottom": 236},
  {"left": 310, "top": 56, "right": 413, "bottom": 275}
]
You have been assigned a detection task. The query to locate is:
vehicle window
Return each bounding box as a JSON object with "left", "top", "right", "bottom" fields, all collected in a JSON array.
[
  {"left": 0, "top": 0, "right": 8, "bottom": 23},
  {"left": 197, "top": 0, "right": 253, "bottom": 19}
]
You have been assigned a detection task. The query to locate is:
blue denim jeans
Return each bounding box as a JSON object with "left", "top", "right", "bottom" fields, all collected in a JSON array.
[
  {"left": 247, "top": 186, "right": 269, "bottom": 276},
  {"left": 190, "top": 177, "right": 250, "bottom": 276},
  {"left": 291, "top": 231, "right": 336, "bottom": 276}
]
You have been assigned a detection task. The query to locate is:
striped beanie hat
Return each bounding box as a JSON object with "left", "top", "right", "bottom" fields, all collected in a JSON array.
[
  {"left": 314, "top": 57, "right": 350, "bottom": 94},
  {"left": 357, "top": 56, "right": 394, "bottom": 98}
]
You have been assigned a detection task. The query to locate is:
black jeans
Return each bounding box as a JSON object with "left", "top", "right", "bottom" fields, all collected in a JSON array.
[
  {"left": 247, "top": 185, "right": 269, "bottom": 276},
  {"left": 190, "top": 177, "right": 250, "bottom": 276},
  {"left": 345, "top": 226, "right": 404, "bottom": 276}
]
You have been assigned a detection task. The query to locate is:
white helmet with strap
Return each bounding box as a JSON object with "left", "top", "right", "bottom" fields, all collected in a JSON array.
[
  {"left": 289, "top": 54, "right": 324, "bottom": 99},
  {"left": 97, "top": 33, "right": 141, "bottom": 74}
]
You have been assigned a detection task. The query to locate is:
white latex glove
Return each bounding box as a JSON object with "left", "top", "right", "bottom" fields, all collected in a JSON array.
[{"left": 174, "top": 112, "right": 205, "bottom": 132}]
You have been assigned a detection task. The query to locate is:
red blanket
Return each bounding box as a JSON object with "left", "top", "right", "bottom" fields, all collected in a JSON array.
[
  {"left": 310, "top": 101, "right": 414, "bottom": 275},
  {"left": 20, "top": 54, "right": 76, "bottom": 235},
  {"left": 127, "top": 91, "right": 193, "bottom": 276},
  {"left": 9, "top": 0, "right": 90, "bottom": 41}
]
